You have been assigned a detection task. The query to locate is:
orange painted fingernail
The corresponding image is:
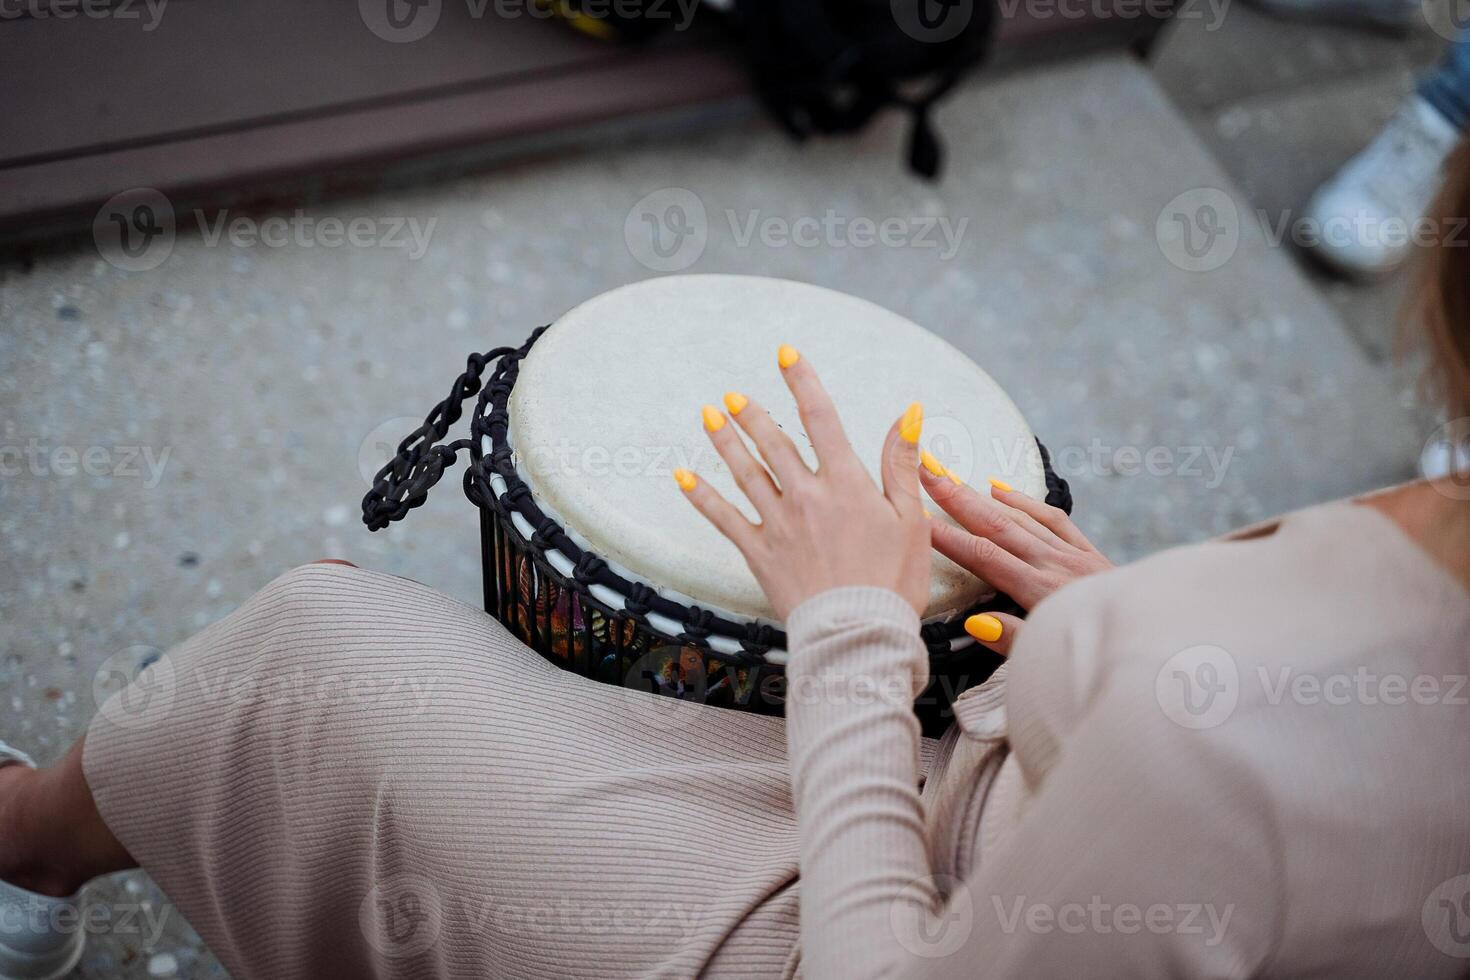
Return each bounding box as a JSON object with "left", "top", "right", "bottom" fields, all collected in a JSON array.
[
  {"left": 702, "top": 405, "right": 726, "bottom": 432},
  {"left": 965, "top": 614, "right": 1003, "bottom": 643},
  {"left": 899, "top": 402, "right": 923, "bottom": 444},
  {"left": 723, "top": 391, "right": 748, "bottom": 416},
  {"left": 989, "top": 477, "right": 1014, "bottom": 493},
  {"left": 777, "top": 344, "right": 800, "bottom": 369},
  {"left": 920, "top": 449, "right": 947, "bottom": 478},
  {"left": 674, "top": 469, "right": 697, "bottom": 491}
]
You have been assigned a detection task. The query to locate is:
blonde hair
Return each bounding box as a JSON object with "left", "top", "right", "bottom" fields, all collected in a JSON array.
[{"left": 1404, "top": 138, "right": 1470, "bottom": 420}]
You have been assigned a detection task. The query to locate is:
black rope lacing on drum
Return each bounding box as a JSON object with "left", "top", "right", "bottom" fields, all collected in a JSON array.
[
  {"left": 361, "top": 347, "right": 516, "bottom": 531},
  {"left": 361, "top": 325, "right": 1074, "bottom": 667}
]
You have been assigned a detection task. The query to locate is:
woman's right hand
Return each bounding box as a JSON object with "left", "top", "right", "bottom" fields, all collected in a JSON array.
[{"left": 919, "top": 462, "right": 1112, "bottom": 649}]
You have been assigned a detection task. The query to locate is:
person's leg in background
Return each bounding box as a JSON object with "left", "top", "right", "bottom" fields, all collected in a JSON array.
[
  {"left": 1303, "top": 36, "right": 1467, "bottom": 277},
  {"left": 1420, "top": 33, "right": 1470, "bottom": 132}
]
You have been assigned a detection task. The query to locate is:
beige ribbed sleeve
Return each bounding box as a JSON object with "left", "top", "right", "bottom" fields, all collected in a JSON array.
[{"left": 785, "top": 586, "right": 1276, "bottom": 978}]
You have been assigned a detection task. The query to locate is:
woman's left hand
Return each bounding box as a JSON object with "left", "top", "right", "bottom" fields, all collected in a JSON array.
[
  {"left": 920, "top": 462, "right": 1113, "bottom": 631},
  {"left": 675, "top": 346, "right": 932, "bottom": 621}
]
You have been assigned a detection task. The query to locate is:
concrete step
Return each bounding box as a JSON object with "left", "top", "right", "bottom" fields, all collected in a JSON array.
[
  {"left": 1150, "top": 0, "right": 1443, "bottom": 114},
  {"left": 1148, "top": 4, "right": 1446, "bottom": 368},
  {"left": 1180, "top": 68, "right": 1417, "bottom": 362}
]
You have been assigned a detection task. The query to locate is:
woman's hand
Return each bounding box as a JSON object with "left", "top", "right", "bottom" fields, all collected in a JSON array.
[
  {"left": 919, "top": 460, "right": 1112, "bottom": 652},
  {"left": 675, "top": 345, "right": 932, "bottom": 621}
]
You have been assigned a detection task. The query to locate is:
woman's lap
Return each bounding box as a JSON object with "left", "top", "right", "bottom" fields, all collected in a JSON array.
[{"left": 84, "top": 563, "right": 802, "bottom": 979}]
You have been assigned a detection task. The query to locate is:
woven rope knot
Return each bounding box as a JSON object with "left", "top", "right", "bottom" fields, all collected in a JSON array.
[
  {"left": 531, "top": 517, "right": 559, "bottom": 550},
  {"left": 739, "top": 621, "right": 777, "bottom": 654},
  {"left": 679, "top": 606, "right": 714, "bottom": 642},
  {"left": 919, "top": 621, "right": 952, "bottom": 656},
  {"left": 572, "top": 553, "right": 607, "bottom": 585},
  {"left": 624, "top": 583, "right": 655, "bottom": 618}
]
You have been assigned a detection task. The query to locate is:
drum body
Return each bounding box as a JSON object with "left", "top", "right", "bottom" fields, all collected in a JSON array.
[{"left": 368, "top": 275, "right": 1072, "bottom": 736}]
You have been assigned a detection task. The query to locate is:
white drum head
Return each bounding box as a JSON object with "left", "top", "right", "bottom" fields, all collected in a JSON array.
[{"left": 508, "top": 275, "right": 1046, "bottom": 624}]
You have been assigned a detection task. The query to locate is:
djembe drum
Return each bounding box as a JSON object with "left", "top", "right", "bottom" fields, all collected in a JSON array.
[{"left": 363, "top": 275, "right": 1070, "bottom": 735}]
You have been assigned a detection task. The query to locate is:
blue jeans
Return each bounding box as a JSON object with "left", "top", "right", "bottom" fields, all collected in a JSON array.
[{"left": 1420, "top": 37, "right": 1470, "bottom": 131}]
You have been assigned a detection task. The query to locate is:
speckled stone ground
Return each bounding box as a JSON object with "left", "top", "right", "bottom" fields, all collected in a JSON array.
[{"left": 0, "top": 52, "right": 1429, "bottom": 978}]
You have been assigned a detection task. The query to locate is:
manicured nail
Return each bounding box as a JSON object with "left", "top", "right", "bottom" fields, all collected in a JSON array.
[
  {"left": 965, "top": 613, "right": 1003, "bottom": 643},
  {"left": 899, "top": 402, "right": 923, "bottom": 444},
  {"left": 778, "top": 344, "right": 801, "bottom": 369},
  {"left": 920, "top": 449, "right": 948, "bottom": 478},
  {"left": 989, "top": 477, "right": 1014, "bottom": 493},
  {"left": 723, "top": 391, "right": 749, "bottom": 416},
  {"left": 674, "top": 468, "right": 697, "bottom": 491},
  {"left": 702, "top": 405, "right": 726, "bottom": 432}
]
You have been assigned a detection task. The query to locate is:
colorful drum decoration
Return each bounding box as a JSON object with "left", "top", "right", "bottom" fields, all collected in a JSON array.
[{"left": 364, "top": 275, "right": 1071, "bottom": 735}]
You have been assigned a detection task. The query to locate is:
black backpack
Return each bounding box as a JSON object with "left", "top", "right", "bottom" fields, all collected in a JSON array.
[
  {"left": 552, "top": 0, "right": 996, "bottom": 179},
  {"left": 729, "top": 0, "right": 996, "bottom": 179}
]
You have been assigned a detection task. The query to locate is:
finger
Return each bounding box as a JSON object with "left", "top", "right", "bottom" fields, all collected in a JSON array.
[
  {"left": 776, "top": 345, "right": 859, "bottom": 471},
  {"left": 930, "top": 519, "right": 1040, "bottom": 605},
  {"left": 962, "top": 611, "right": 1022, "bottom": 656},
  {"left": 919, "top": 454, "right": 1064, "bottom": 546},
  {"left": 726, "top": 392, "right": 813, "bottom": 490},
  {"left": 880, "top": 403, "right": 924, "bottom": 519},
  {"left": 674, "top": 468, "right": 759, "bottom": 553},
  {"left": 702, "top": 402, "right": 780, "bottom": 516},
  {"left": 920, "top": 468, "right": 1050, "bottom": 564},
  {"left": 986, "top": 478, "right": 1092, "bottom": 550}
]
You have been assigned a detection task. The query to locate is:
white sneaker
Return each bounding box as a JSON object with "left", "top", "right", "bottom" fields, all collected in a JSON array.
[
  {"left": 1420, "top": 432, "right": 1470, "bottom": 480},
  {"left": 1303, "top": 95, "right": 1462, "bottom": 278},
  {"left": 0, "top": 742, "right": 85, "bottom": 980}
]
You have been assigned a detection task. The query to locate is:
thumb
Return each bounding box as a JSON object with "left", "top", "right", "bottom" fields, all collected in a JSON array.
[{"left": 963, "top": 611, "right": 1023, "bottom": 656}]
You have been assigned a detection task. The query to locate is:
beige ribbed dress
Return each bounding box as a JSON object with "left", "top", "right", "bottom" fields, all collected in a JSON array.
[{"left": 84, "top": 498, "right": 1470, "bottom": 979}]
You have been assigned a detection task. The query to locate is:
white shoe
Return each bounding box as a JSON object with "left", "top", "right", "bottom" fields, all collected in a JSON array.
[
  {"left": 1302, "top": 95, "right": 1462, "bottom": 278},
  {"left": 1421, "top": 432, "right": 1470, "bottom": 480},
  {"left": 0, "top": 742, "right": 85, "bottom": 980}
]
